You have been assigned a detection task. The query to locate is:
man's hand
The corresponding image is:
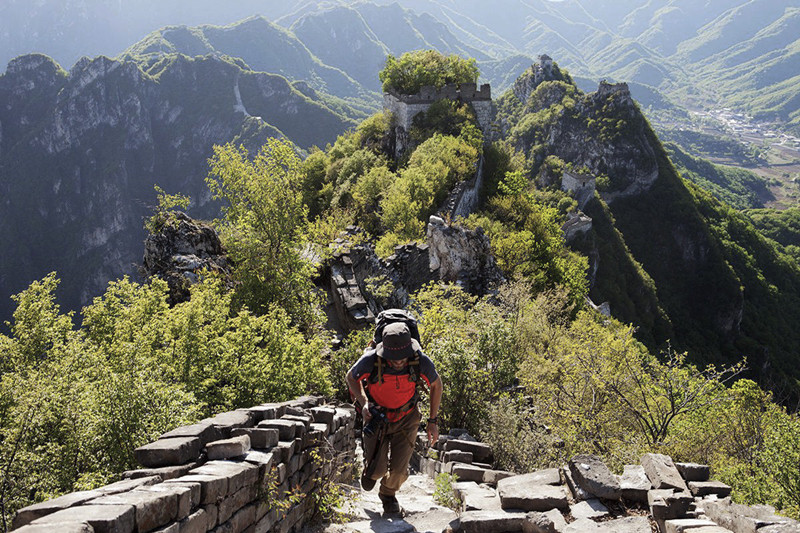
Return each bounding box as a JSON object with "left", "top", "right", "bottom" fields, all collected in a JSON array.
[
  {"left": 362, "top": 400, "right": 373, "bottom": 422},
  {"left": 426, "top": 421, "right": 439, "bottom": 445}
]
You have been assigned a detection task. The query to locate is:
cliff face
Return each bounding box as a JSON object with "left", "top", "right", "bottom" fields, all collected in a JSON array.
[
  {"left": 0, "top": 53, "right": 355, "bottom": 322},
  {"left": 498, "top": 67, "right": 744, "bottom": 355}
]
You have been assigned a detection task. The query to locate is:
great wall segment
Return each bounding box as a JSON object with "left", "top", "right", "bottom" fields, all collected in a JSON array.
[{"left": 11, "top": 394, "right": 800, "bottom": 533}]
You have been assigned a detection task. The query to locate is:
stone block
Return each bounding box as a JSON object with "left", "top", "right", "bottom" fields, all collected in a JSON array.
[
  {"left": 218, "top": 485, "right": 257, "bottom": 524},
  {"left": 134, "top": 437, "right": 201, "bottom": 468},
  {"left": 151, "top": 519, "right": 183, "bottom": 533},
  {"left": 160, "top": 421, "right": 223, "bottom": 447},
  {"left": 570, "top": 498, "right": 609, "bottom": 520},
  {"left": 444, "top": 450, "right": 474, "bottom": 463},
  {"left": 229, "top": 502, "right": 257, "bottom": 533},
  {"left": 273, "top": 439, "right": 299, "bottom": 462},
  {"left": 455, "top": 482, "right": 501, "bottom": 511},
  {"left": 458, "top": 510, "right": 526, "bottom": 533},
  {"left": 166, "top": 475, "right": 227, "bottom": 505},
  {"left": 482, "top": 470, "right": 515, "bottom": 486},
  {"left": 191, "top": 461, "right": 259, "bottom": 496},
  {"left": 257, "top": 420, "right": 304, "bottom": 440},
  {"left": 309, "top": 407, "right": 336, "bottom": 429},
  {"left": 664, "top": 519, "right": 721, "bottom": 533},
  {"left": 310, "top": 422, "right": 330, "bottom": 436},
  {"left": 497, "top": 478, "right": 569, "bottom": 512},
  {"left": 135, "top": 483, "right": 195, "bottom": 520},
  {"left": 96, "top": 477, "right": 163, "bottom": 495},
  {"left": 13, "top": 523, "right": 94, "bottom": 533},
  {"left": 210, "top": 411, "right": 253, "bottom": 433},
  {"left": 14, "top": 490, "right": 105, "bottom": 528},
  {"left": 684, "top": 528, "right": 733, "bottom": 533},
  {"left": 242, "top": 450, "right": 275, "bottom": 478},
  {"left": 30, "top": 504, "right": 135, "bottom": 533},
  {"left": 281, "top": 414, "right": 312, "bottom": 430},
  {"left": 702, "top": 499, "right": 798, "bottom": 532},
  {"left": 688, "top": 481, "right": 732, "bottom": 498},
  {"left": 442, "top": 439, "right": 493, "bottom": 463},
  {"left": 648, "top": 489, "right": 693, "bottom": 521},
  {"left": 522, "top": 509, "right": 567, "bottom": 533},
  {"left": 203, "top": 503, "right": 219, "bottom": 529},
  {"left": 619, "top": 465, "right": 651, "bottom": 503},
  {"left": 450, "top": 463, "right": 487, "bottom": 483},
  {"left": 676, "top": 463, "right": 710, "bottom": 482},
  {"left": 92, "top": 489, "right": 178, "bottom": 532},
  {"left": 257, "top": 403, "right": 287, "bottom": 419},
  {"left": 562, "top": 467, "right": 591, "bottom": 501},
  {"left": 288, "top": 395, "right": 324, "bottom": 409},
  {"left": 641, "top": 453, "right": 689, "bottom": 491},
  {"left": 206, "top": 435, "right": 251, "bottom": 460},
  {"left": 123, "top": 464, "right": 194, "bottom": 481},
  {"left": 231, "top": 428, "right": 279, "bottom": 449},
  {"left": 569, "top": 454, "right": 621, "bottom": 500}
]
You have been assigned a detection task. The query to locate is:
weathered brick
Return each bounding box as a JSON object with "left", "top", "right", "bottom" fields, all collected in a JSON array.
[
  {"left": 190, "top": 461, "right": 259, "bottom": 497},
  {"left": 13, "top": 522, "right": 94, "bottom": 533},
  {"left": 14, "top": 491, "right": 104, "bottom": 528},
  {"left": 92, "top": 489, "right": 178, "bottom": 532},
  {"left": 160, "top": 421, "right": 223, "bottom": 447},
  {"left": 569, "top": 454, "right": 621, "bottom": 500},
  {"left": 231, "top": 428, "right": 279, "bottom": 449},
  {"left": 30, "top": 504, "right": 135, "bottom": 533},
  {"left": 641, "top": 453, "right": 689, "bottom": 492},
  {"left": 257, "top": 420, "right": 304, "bottom": 440},
  {"left": 134, "top": 437, "right": 201, "bottom": 468},
  {"left": 206, "top": 435, "right": 251, "bottom": 460},
  {"left": 166, "top": 475, "right": 227, "bottom": 505},
  {"left": 135, "top": 483, "right": 195, "bottom": 520}
]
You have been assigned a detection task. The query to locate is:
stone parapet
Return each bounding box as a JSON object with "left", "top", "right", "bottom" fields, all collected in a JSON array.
[{"left": 12, "top": 396, "right": 358, "bottom": 533}]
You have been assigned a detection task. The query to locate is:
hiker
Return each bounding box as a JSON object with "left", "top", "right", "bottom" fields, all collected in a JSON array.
[{"left": 346, "top": 321, "right": 443, "bottom": 515}]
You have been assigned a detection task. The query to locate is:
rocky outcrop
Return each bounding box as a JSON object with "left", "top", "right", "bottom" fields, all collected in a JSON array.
[
  {"left": 325, "top": 218, "right": 502, "bottom": 336},
  {"left": 427, "top": 216, "right": 503, "bottom": 294},
  {"left": 142, "top": 211, "right": 231, "bottom": 305}
]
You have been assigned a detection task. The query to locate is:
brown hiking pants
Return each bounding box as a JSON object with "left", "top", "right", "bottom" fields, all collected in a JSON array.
[{"left": 362, "top": 407, "right": 421, "bottom": 496}]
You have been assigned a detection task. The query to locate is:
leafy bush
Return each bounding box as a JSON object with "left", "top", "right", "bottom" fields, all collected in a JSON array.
[
  {"left": 411, "top": 284, "right": 518, "bottom": 435},
  {"left": 379, "top": 50, "right": 479, "bottom": 95},
  {"left": 0, "top": 273, "right": 334, "bottom": 524}
]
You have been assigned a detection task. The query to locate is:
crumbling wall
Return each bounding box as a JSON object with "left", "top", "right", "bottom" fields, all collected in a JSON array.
[
  {"left": 412, "top": 431, "right": 800, "bottom": 533},
  {"left": 12, "top": 396, "right": 357, "bottom": 533}
]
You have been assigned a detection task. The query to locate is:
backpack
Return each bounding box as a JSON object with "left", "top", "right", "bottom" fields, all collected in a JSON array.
[
  {"left": 369, "top": 308, "right": 423, "bottom": 388},
  {"left": 373, "top": 309, "right": 421, "bottom": 345}
]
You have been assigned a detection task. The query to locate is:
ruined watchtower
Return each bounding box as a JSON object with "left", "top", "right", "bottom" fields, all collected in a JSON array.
[{"left": 383, "top": 82, "right": 493, "bottom": 136}]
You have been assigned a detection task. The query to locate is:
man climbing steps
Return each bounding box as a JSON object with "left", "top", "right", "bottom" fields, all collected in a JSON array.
[{"left": 346, "top": 320, "right": 443, "bottom": 516}]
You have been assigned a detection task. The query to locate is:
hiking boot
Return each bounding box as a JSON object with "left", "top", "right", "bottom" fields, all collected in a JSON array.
[
  {"left": 360, "top": 472, "right": 377, "bottom": 491},
  {"left": 379, "top": 493, "right": 401, "bottom": 514}
]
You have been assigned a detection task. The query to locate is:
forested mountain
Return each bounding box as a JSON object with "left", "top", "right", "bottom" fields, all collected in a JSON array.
[
  {"left": 3, "top": 0, "right": 799, "bottom": 131},
  {"left": 2, "top": 24, "right": 800, "bottom": 528},
  {"left": 0, "top": 52, "right": 358, "bottom": 322}
]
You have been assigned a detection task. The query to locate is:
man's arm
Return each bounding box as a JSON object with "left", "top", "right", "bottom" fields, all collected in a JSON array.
[
  {"left": 346, "top": 370, "right": 373, "bottom": 421},
  {"left": 427, "top": 376, "right": 443, "bottom": 444}
]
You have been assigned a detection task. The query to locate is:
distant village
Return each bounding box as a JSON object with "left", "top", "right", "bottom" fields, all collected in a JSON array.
[{"left": 693, "top": 108, "right": 800, "bottom": 153}]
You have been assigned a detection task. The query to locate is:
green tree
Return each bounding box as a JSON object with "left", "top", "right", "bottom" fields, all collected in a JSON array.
[
  {"left": 206, "top": 139, "right": 318, "bottom": 324},
  {"left": 379, "top": 50, "right": 479, "bottom": 94}
]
